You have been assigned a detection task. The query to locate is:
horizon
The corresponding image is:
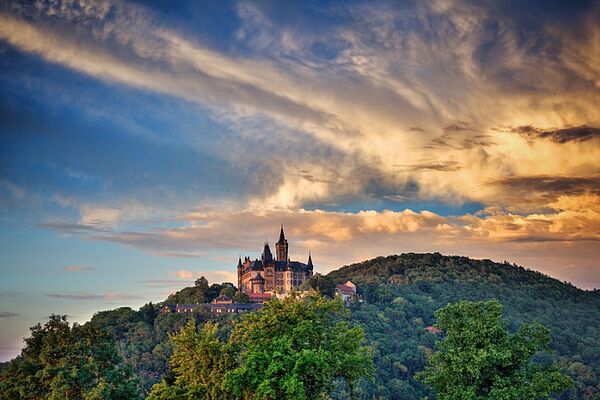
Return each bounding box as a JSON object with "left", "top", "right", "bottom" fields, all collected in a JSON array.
[{"left": 1, "top": 0, "right": 599, "bottom": 362}]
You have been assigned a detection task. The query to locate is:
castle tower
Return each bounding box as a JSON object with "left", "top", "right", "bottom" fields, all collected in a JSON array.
[
  {"left": 307, "top": 252, "right": 314, "bottom": 278},
  {"left": 275, "top": 225, "right": 288, "bottom": 262},
  {"left": 262, "top": 242, "right": 273, "bottom": 263},
  {"left": 250, "top": 273, "right": 266, "bottom": 293},
  {"left": 237, "top": 256, "right": 243, "bottom": 292}
]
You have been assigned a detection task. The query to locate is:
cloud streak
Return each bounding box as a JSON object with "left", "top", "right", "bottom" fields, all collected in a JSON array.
[
  {"left": 64, "top": 265, "right": 94, "bottom": 272},
  {"left": 45, "top": 292, "right": 142, "bottom": 302}
]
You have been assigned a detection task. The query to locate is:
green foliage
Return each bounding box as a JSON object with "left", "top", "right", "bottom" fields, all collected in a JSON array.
[
  {"left": 165, "top": 277, "right": 238, "bottom": 305},
  {"left": 148, "top": 294, "right": 373, "bottom": 400},
  {"left": 419, "top": 300, "right": 572, "bottom": 399},
  {"left": 10, "top": 255, "right": 597, "bottom": 399},
  {"left": 0, "top": 315, "right": 141, "bottom": 400},
  {"left": 147, "top": 321, "right": 235, "bottom": 400},
  {"left": 224, "top": 293, "right": 374, "bottom": 399},
  {"left": 305, "top": 273, "right": 337, "bottom": 298},
  {"left": 329, "top": 253, "right": 600, "bottom": 399}
]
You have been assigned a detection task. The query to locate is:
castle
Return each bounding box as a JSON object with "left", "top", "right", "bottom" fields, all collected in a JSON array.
[{"left": 237, "top": 226, "right": 313, "bottom": 298}]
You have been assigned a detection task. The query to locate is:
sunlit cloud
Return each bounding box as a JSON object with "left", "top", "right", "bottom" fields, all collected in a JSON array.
[
  {"left": 1, "top": 0, "right": 599, "bottom": 292},
  {"left": 169, "top": 270, "right": 237, "bottom": 283}
]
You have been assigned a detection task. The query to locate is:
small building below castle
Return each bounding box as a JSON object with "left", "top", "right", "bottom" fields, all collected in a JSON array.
[
  {"left": 336, "top": 281, "right": 357, "bottom": 303},
  {"left": 237, "top": 226, "right": 314, "bottom": 299}
]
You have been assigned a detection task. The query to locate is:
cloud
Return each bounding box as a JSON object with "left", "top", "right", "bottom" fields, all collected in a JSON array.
[
  {"left": 1, "top": 0, "right": 598, "bottom": 213},
  {"left": 45, "top": 292, "right": 142, "bottom": 301},
  {"left": 168, "top": 270, "right": 237, "bottom": 283},
  {"left": 64, "top": 265, "right": 94, "bottom": 272},
  {"left": 394, "top": 161, "right": 462, "bottom": 172},
  {"left": 0, "top": 312, "right": 18, "bottom": 318},
  {"left": 1, "top": 1, "right": 599, "bottom": 290},
  {"left": 0, "top": 292, "right": 22, "bottom": 298},
  {"left": 512, "top": 125, "right": 600, "bottom": 143},
  {"left": 488, "top": 175, "right": 600, "bottom": 209}
]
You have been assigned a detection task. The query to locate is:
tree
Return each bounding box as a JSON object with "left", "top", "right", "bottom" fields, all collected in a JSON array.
[
  {"left": 149, "top": 293, "right": 373, "bottom": 400},
  {"left": 224, "top": 293, "right": 373, "bottom": 399},
  {"left": 419, "top": 300, "right": 572, "bottom": 400},
  {"left": 305, "top": 273, "right": 337, "bottom": 298},
  {"left": 147, "top": 321, "right": 235, "bottom": 400},
  {"left": 0, "top": 315, "right": 141, "bottom": 400},
  {"left": 194, "top": 276, "right": 208, "bottom": 294}
]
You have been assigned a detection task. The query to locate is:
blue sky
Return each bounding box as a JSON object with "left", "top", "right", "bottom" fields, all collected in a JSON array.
[{"left": 1, "top": 0, "right": 599, "bottom": 361}]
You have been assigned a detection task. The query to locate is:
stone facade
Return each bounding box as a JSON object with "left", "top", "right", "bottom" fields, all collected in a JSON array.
[{"left": 237, "top": 226, "right": 314, "bottom": 296}]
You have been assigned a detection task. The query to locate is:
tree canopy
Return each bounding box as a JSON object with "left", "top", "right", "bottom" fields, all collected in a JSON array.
[
  {"left": 419, "top": 300, "right": 572, "bottom": 399},
  {"left": 148, "top": 293, "right": 374, "bottom": 400},
  {"left": 0, "top": 315, "right": 141, "bottom": 400}
]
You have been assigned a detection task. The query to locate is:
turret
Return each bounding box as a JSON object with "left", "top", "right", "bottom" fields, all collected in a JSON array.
[
  {"left": 262, "top": 242, "right": 273, "bottom": 263},
  {"left": 275, "top": 225, "right": 288, "bottom": 262},
  {"left": 237, "top": 256, "right": 243, "bottom": 292},
  {"left": 307, "top": 252, "right": 313, "bottom": 270}
]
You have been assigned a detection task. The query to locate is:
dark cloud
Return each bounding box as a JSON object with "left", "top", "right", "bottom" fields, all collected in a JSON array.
[
  {"left": 296, "top": 169, "right": 337, "bottom": 184},
  {"left": 424, "top": 134, "right": 495, "bottom": 150},
  {"left": 443, "top": 123, "right": 473, "bottom": 133},
  {"left": 512, "top": 125, "right": 600, "bottom": 143},
  {"left": 460, "top": 135, "right": 496, "bottom": 149},
  {"left": 0, "top": 312, "right": 18, "bottom": 318},
  {"left": 408, "top": 126, "right": 425, "bottom": 132},
  {"left": 37, "top": 222, "right": 109, "bottom": 234},
  {"left": 394, "top": 161, "right": 462, "bottom": 172},
  {"left": 490, "top": 175, "right": 600, "bottom": 197}
]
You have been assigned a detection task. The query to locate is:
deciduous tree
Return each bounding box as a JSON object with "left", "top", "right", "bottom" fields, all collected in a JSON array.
[{"left": 419, "top": 300, "right": 572, "bottom": 399}]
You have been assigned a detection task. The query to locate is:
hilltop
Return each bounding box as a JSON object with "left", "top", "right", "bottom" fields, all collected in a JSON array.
[{"left": 326, "top": 253, "right": 600, "bottom": 399}]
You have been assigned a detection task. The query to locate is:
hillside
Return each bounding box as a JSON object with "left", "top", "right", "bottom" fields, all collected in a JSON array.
[
  {"left": 327, "top": 253, "right": 600, "bottom": 399},
  {"left": 4, "top": 253, "right": 597, "bottom": 399}
]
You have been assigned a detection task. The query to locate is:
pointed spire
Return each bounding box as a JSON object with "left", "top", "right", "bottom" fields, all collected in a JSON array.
[
  {"left": 237, "top": 256, "right": 242, "bottom": 268},
  {"left": 307, "top": 251, "right": 313, "bottom": 268},
  {"left": 278, "top": 224, "right": 286, "bottom": 243}
]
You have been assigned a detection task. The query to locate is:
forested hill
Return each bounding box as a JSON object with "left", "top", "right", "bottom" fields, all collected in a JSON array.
[
  {"left": 3, "top": 253, "right": 598, "bottom": 399},
  {"left": 326, "top": 253, "right": 600, "bottom": 399},
  {"left": 328, "top": 252, "right": 586, "bottom": 295}
]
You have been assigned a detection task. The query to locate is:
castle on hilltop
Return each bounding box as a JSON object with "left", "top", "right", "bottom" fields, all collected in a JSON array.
[{"left": 237, "top": 225, "right": 313, "bottom": 299}]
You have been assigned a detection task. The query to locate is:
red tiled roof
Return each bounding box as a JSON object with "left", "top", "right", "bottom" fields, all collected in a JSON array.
[
  {"left": 248, "top": 293, "right": 273, "bottom": 302},
  {"left": 425, "top": 326, "right": 442, "bottom": 334},
  {"left": 336, "top": 284, "right": 355, "bottom": 295}
]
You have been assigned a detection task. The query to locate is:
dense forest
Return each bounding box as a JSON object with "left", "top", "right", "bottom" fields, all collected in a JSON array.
[
  {"left": 2, "top": 253, "right": 599, "bottom": 399},
  {"left": 328, "top": 253, "right": 600, "bottom": 399}
]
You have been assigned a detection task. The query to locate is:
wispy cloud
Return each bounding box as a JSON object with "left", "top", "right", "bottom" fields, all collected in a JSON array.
[
  {"left": 169, "top": 270, "right": 237, "bottom": 283},
  {"left": 511, "top": 125, "right": 600, "bottom": 143},
  {"left": 1, "top": 0, "right": 599, "bottom": 291},
  {"left": 0, "top": 312, "right": 18, "bottom": 318},
  {"left": 1, "top": 0, "right": 598, "bottom": 212},
  {"left": 64, "top": 265, "right": 94, "bottom": 272},
  {"left": 45, "top": 292, "right": 142, "bottom": 302}
]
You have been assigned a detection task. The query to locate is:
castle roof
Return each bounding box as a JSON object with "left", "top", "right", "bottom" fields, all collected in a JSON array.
[
  {"left": 277, "top": 224, "right": 286, "bottom": 243},
  {"left": 250, "top": 273, "right": 265, "bottom": 282},
  {"left": 250, "top": 260, "right": 264, "bottom": 271},
  {"left": 262, "top": 242, "right": 273, "bottom": 262}
]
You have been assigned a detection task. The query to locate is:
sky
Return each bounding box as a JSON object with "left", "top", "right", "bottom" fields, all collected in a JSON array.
[{"left": 1, "top": 0, "right": 599, "bottom": 361}]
